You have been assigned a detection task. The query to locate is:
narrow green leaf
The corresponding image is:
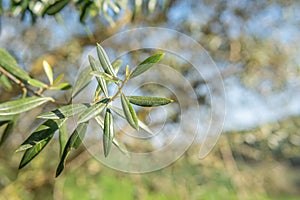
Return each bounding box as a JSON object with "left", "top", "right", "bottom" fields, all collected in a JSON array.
[
  {"left": 72, "top": 123, "right": 88, "bottom": 149},
  {"left": 77, "top": 99, "right": 109, "bottom": 124},
  {"left": 44, "top": 0, "right": 70, "bottom": 15},
  {"left": 49, "top": 82, "right": 72, "bottom": 90},
  {"left": 0, "top": 115, "right": 18, "bottom": 146},
  {"left": 96, "top": 44, "right": 116, "bottom": 77},
  {"left": 0, "top": 121, "right": 14, "bottom": 146},
  {"left": 43, "top": 60, "right": 53, "bottom": 85},
  {"left": 95, "top": 116, "right": 128, "bottom": 156},
  {"left": 109, "top": 105, "right": 153, "bottom": 135},
  {"left": 90, "top": 71, "right": 120, "bottom": 83},
  {"left": 0, "top": 48, "right": 31, "bottom": 81},
  {"left": 53, "top": 74, "right": 64, "bottom": 85},
  {"left": 120, "top": 93, "right": 139, "bottom": 130},
  {"left": 112, "top": 59, "right": 122, "bottom": 75},
  {"left": 127, "top": 96, "right": 173, "bottom": 107},
  {"left": 0, "top": 73, "right": 12, "bottom": 91},
  {"left": 0, "top": 96, "right": 54, "bottom": 116},
  {"left": 71, "top": 67, "right": 93, "bottom": 98},
  {"left": 130, "top": 53, "right": 164, "bottom": 79},
  {"left": 59, "top": 121, "right": 68, "bottom": 156},
  {"left": 18, "top": 119, "right": 66, "bottom": 169},
  {"left": 103, "top": 109, "right": 114, "bottom": 157},
  {"left": 89, "top": 55, "right": 108, "bottom": 97},
  {"left": 56, "top": 122, "right": 88, "bottom": 177},
  {"left": 38, "top": 103, "right": 90, "bottom": 119},
  {"left": 16, "top": 119, "right": 65, "bottom": 152},
  {"left": 27, "top": 78, "right": 48, "bottom": 88}
]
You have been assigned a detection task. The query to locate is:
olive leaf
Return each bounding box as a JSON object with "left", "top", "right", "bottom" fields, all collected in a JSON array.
[
  {"left": 43, "top": 60, "right": 54, "bottom": 85},
  {"left": 77, "top": 98, "right": 109, "bottom": 124},
  {"left": 0, "top": 115, "right": 18, "bottom": 146},
  {"left": 44, "top": 0, "right": 71, "bottom": 15},
  {"left": 71, "top": 67, "right": 93, "bottom": 98},
  {"left": 17, "top": 119, "right": 66, "bottom": 169},
  {"left": 53, "top": 74, "right": 64, "bottom": 85},
  {"left": 108, "top": 105, "right": 154, "bottom": 135},
  {"left": 0, "top": 73, "right": 12, "bottom": 91},
  {"left": 0, "top": 48, "right": 31, "bottom": 81},
  {"left": 59, "top": 121, "right": 68, "bottom": 156},
  {"left": 89, "top": 55, "right": 108, "bottom": 97},
  {"left": 0, "top": 96, "right": 54, "bottom": 116},
  {"left": 27, "top": 78, "right": 48, "bottom": 88},
  {"left": 127, "top": 96, "right": 174, "bottom": 107},
  {"left": 103, "top": 109, "right": 114, "bottom": 157},
  {"left": 38, "top": 103, "right": 90, "bottom": 119},
  {"left": 120, "top": 93, "right": 139, "bottom": 130},
  {"left": 56, "top": 122, "right": 88, "bottom": 177},
  {"left": 112, "top": 59, "right": 122, "bottom": 75},
  {"left": 96, "top": 44, "right": 116, "bottom": 77},
  {"left": 95, "top": 116, "right": 128, "bottom": 156},
  {"left": 130, "top": 53, "right": 164, "bottom": 79},
  {"left": 49, "top": 82, "right": 72, "bottom": 90}
]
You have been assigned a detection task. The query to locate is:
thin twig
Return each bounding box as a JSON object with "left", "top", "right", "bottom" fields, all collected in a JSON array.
[{"left": 0, "top": 65, "right": 42, "bottom": 97}]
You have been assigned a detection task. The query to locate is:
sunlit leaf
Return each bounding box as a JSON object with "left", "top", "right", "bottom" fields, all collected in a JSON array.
[
  {"left": 56, "top": 122, "right": 88, "bottom": 177},
  {"left": 103, "top": 109, "right": 114, "bottom": 157},
  {"left": 38, "top": 103, "right": 90, "bottom": 119},
  {"left": 0, "top": 73, "right": 12, "bottom": 91},
  {"left": 43, "top": 60, "right": 53, "bottom": 85},
  {"left": 130, "top": 53, "right": 164, "bottom": 79},
  {"left": 120, "top": 93, "right": 139, "bottom": 130},
  {"left": 71, "top": 67, "right": 93, "bottom": 98},
  {"left": 127, "top": 96, "right": 174, "bottom": 107},
  {"left": 18, "top": 119, "right": 66, "bottom": 169},
  {"left": 53, "top": 74, "right": 64, "bottom": 85},
  {"left": 0, "top": 96, "right": 54, "bottom": 116},
  {"left": 109, "top": 105, "right": 154, "bottom": 135},
  {"left": 49, "top": 82, "right": 72, "bottom": 90},
  {"left": 89, "top": 55, "right": 108, "bottom": 97},
  {"left": 44, "top": 0, "right": 71, "bottom": 15},
  {"left": 27, "top": 78, "right": 48, "bottom": 88},
  {"left": 96, "top": 44, "right": 116, "bottom": 77},
  {"left": 0, "top": 48, "right": 31, "bottom": 81},
  {"left": 77, "top": 98, "right": 109, "bottom": 124}
]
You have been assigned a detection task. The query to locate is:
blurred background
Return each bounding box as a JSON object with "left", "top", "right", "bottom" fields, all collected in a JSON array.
[{"left": 0, "top": 0, "right": 300, "bottom": 199}]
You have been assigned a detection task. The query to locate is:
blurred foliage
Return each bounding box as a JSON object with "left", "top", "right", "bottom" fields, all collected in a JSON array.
[
  {"left": 0, "top": 116, "right": 299, "bottom": 199},
  {"left": 1, "top": 0, "right": 169, "bottom": 24}
]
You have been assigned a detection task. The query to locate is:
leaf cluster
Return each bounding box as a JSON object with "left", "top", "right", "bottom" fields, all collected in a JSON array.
[
  {"left": 0, "top": 44, "right": 173, "bottom": 177},
  {"left": 3, "top": 0, "right": 169, "bottom": 24}
]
